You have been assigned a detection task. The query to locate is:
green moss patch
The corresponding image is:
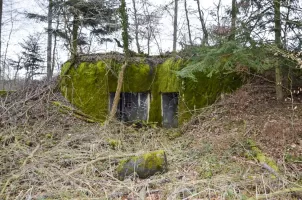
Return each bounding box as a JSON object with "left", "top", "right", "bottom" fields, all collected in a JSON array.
[
  {"left": 60, "top": 57, "right": 242, "bottom": 126},
  {"left": 246, "top": 139, "right": 279, "bottom": 174},
  {"left": 0, "top": 90, "right": 7, "bottom": 96},
  {"left": 117, "top": 150, "right": 167, "bottom": 180},
  {"left": 0, "top": 90, "right": 16, "bottom": 97},
  {"left": 179, "top": 72, "right": 241, "bottom": 124},
  {"left": 60, "top": 61, "right": 109, "bottom": 121}
]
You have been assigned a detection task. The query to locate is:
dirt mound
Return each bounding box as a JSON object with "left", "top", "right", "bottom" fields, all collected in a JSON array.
[
  {"left": 221, "top": 82, "right": 301, "bottom": 161},
  {"left": 184, "top": 80, "right": 302, "bottom": 174},
  {"left": 0, "top": 78, "right": 301, "bottom": 199}
]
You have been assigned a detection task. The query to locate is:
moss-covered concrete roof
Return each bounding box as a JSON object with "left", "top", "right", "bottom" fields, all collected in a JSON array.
[{"left": 71, "top": 52, "right": 169, "bottom": 67}]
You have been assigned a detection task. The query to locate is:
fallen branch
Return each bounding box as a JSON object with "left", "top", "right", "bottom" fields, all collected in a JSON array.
[
  {"left": 107, "top": 61, "right": 128, "bottom": 123},
  {"left": 51, "top": 101, "right": 97, "bottom": 123},
  {"left": 0, "top": 144, "right": 40, "bottom": 197},
  {"left": 247, "top": 187, "right": 302, "bottom": 200},
  {"left": 22, "top": 144, "right": 40, "bottom": 167}
]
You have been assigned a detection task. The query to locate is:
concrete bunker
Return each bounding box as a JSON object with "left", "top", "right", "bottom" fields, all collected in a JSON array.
[
  {"left": 109, "top": 92, "right": 179, "bottom": 127},
  {"left": 109, "top": 92, "right": 149, "bottom": 122},
  {"left": 60, "top": 54, "right": 241, "bottom": 127},
  {"left": 162, "top": 93, "right": 179, "bottom": 128}
]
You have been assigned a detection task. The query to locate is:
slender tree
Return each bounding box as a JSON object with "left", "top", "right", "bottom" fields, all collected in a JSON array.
[
  {"left": 8, "top": 55, "right": 23, "bottom": 84},
  {"left": 184, "top": 0, "right": 193, "bottom": 46},
  {"left": 274, "top": 0, "right": 283, "bottom": 101},
  {"left": 139, "top": 0, "right": 162, "bottom": 55},
  {"left": 196, "top": 0, "right": 208, "bottom": 45},
  {"left": 173, "top": 0, "right": 178, "bottom": 52},
  {"left": 46, "top": 0, "right": 53, "bottom": 80},
  {"left": 51, "top": 17, "right": 60, "bottom": 77},
  {"left": 20, "top": 34, "right": 45, "bottom": 80},
  {"left": 0, "top": 0, "right": 2, "bottom": 81},
  {"left": 229, "top": 0, "right": 236, "bottom": 41},
  {"left": 27, "top": 0, "right": 120, "bottom": 60},
  {"left": 26, "top": 0, "right": 64, "bottom": 80},
  {"left": 215, "top": 0, "right": 221, "bottom": 27},
  {"left": 108, "top": 0, "right": 129, "bottom": 122},
  {"left": 70, "top": 7, "right": 80, "bottom": 58},
  {"left": 132, "top": 0, "right": 141, "bottom": 54},
  {"left": 143, "top": 1, "right": 152, "bottom": 55}
]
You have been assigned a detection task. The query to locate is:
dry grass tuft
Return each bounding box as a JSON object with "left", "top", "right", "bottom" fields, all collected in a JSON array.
[{"left": 0, "top": 78, "right": 301, "bottom": 199}]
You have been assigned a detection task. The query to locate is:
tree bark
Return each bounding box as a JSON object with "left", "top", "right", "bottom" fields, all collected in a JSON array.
[
  {"left": 108, "top": 0, "right": 129, "bottom": 122},
  {"left": 216, "top": 0, "right": 221, "bottom": 27},
  {"left": 173, "top": 0, "right": 178, "bottom": 52},
  {"left": 283, "top": 1, "right": 291, "bottom": 49},
  {"left": 196, "top": 0, "right": 208, "bottom": 46},
  {"left": 184, "top": 0, "right": 193, "bottom": 46},
  {"left": 274, "top": 0, "right": 283, "bottom": 101},
  {"left": 108, "top": 62, "right": 128, "bottom": 122},
  {"left": 47, "top": 0, "right": 53, "bottom": 81},
  {"left": 147, "top": 31, "right": 151, "bottom": 55},
  {"left": 2, "top": 5, "right": 13, "bottom": 89},
  {"left": 132, "top": 0, "right": 141, "bottom": 54},
  {"left": 229, "top": 0, "right": 236, "bottom": 41},
  {"left": 142, "top": 1, "right": 152, "bottom": 55},
  {"left": 51, "top": 17, "right": 60, "bottom": 77},
  {"left": 71, "top": 13, "right": 79, "bottom": 59},
  {"left": 0, "top": 0, "right": 3, "bottom": 82}
]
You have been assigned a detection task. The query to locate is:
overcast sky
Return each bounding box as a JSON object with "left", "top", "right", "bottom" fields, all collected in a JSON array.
[{"left": 1, "top": 0, "right": 232, "bottom": 77}]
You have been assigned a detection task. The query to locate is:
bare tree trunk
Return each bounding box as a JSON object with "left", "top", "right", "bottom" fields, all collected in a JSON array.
[
  {"left": 229, "top": 0, "right": 236, "bottom": 41},
  {"left": 283, "top": 0, "right": 291, "bottom": 48},
  {"left": 132, "top": 0, "right": 141, "bottom": 54},
  {"left": 51, "top": 17, "right": 59, "bottom": 77},
  {"left": 2, "top": 2, "right": 14, "bottom": 89},
  {"left": 47, "top": 0, "right": 53, "bottom": 81},
  {"left": 0, "top": 0, "right": 2, "bottom": 82},
  {"left": 216, "top": 0, "right": 221, "bottom": 27},
  {"left": 13, "top": 56, "right": 22, "bottom": 85},
  {"left": 274, "top": 0, "right": 283, "bottom": 101},
  {"left": 108, "top": 0, "right": 129, "bottom": 122},
  {"left": 14, "top": 69, "right": 19, "bottom": 85},
  {"left": 71, "top": 13, "right": 79, "bottom": 59},
  {"left": 184, "top": 0, "right": 193, "bottom": 46},
  {"left": 147, "top": 30, "right": 151, "bottom": 55},
  {"left": 214, "top": 0, "right": 222, "bottom": 45},
  {"left": 108, "top": 61, "right": 128, "bottom": 122},
  {"left": 196, "top": 0, "right": 208, "bottom": 46},
  {"left": 152, "top": 32, "right": 162, "bottom": 55},
  {"left": 147, "top": 25, "right": 151, "bottom": 55},
  {"left": 51, "top": 37, "right": 57, "bottom": 75},
  {"left": 173, "top": 0, "right": 178, "bottom": 52},
  {"left": 142, "top": 1, "right": 152, "bottom": 55}
]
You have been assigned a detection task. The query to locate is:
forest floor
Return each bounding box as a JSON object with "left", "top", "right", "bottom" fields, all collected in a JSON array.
[{"left": 0, "top": 77, "right": 301, "bottom": 200}]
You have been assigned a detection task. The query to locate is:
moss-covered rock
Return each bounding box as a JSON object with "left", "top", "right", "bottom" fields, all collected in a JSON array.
[{"left": 117, "top": 150, "right": 168, "bottom": 180}]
